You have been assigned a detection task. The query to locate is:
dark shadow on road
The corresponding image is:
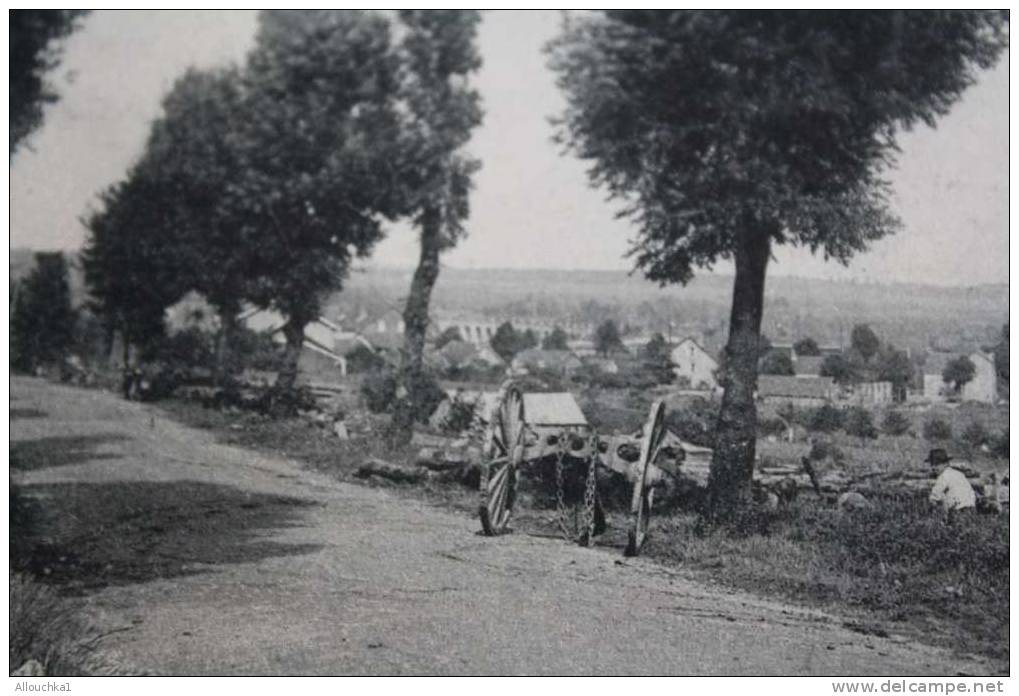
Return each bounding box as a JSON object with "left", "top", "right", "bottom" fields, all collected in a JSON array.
[
  {"left": 11, "top": 480, "right": 323, "bottom": 596},
  {"left": 10, "top": 407, "right": 47, "bottom": 420},
  {"left": 10, "top": 434, "right": 128, "bottom": 471}
]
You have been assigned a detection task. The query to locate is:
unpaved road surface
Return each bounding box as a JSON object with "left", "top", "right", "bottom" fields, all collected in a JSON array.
[{"left": 10, "top": 377, "right": 994, "bottom": 675}]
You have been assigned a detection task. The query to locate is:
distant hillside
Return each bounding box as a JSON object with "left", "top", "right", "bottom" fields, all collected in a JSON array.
[
  {"left": 334, "top": 265, "right": 1008, "bottom": 354},
  {"left": 12, "top": 248, "right": 1006, "bottom": 354}
]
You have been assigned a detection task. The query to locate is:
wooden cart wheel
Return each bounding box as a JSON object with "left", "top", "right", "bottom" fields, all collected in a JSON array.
[
  {"left": 479, "top": 384, "right": 526, "bottom": 536},
  {"left": 625, "top": 400, "right": 667, "bottom": 556}
]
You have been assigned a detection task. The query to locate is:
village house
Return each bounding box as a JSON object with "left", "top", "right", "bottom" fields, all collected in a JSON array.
[
  {"left": 428, "top": 339, "right": 505, "bottom": 373},
  {"left": 567, "top": 338, "right": 597, "bottom": 357},
  {"left": 240, "top": 307, "right": 349, "bottom": 378},
  {"left": 757, "top": 375, "right": 836, "bottom": 406},
  {"left": 510, "top": 348, "right": 582, "bottom": 377},
  {"left": 670, "top": 338, "right": 718, "bottom": 390},
  {"left": 794, "top": 355, "right": 824, "bottom": 378},
  {"left": 922, "top": 351, "right": 998, "bottom": 403},
  {"left": 847, "top": 381, "right": 894, "bottom": 406}
]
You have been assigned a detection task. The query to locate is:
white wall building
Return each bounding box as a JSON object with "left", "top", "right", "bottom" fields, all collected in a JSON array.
[{"left": 670, "top": 338, "right": 718, "bottom": 390}]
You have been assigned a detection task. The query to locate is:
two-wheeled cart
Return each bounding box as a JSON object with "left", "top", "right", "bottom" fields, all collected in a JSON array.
[{"left": 475, "top": 380, "right": 683, "bottom": 556}]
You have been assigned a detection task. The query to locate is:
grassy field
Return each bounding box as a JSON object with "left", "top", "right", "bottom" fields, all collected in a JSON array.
[{"left": 157, "top": 397, "right": 1009, "bottom": 672}]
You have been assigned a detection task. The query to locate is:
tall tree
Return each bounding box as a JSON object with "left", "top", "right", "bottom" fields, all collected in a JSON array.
[
  {"left": 434, "top": 326, "right": 463, "bottom": 350},
  {"left": 594, "top": 319, "right": 624, "bottom": 356},
  {"left": 142, "top": 67, "right": 251, "bottom": 382},
  {"left": 759, "top": 350, "right": 795, "bottom": 376},
  {"left": 237, "top": 10, "right": 407, "bottom": 391},
  {"left": 874, "top": 344, "right": 913, "bottom": 402},
  {"left": 793, "top": 337, "right": 820, "bottom": 356},
  {"left": 820, "top": 352, "right": 857, "bottom": 386},
  {"left": 11, "top": 252, "right": 76, "bottom": 372},
  {"left": 548, "top": 10, "right": 1007, "bottom": 518},
  {"left": 993, "top": 324, "right": 1008, "bottom": 399},
  {"left": 850, "top": 324, "right": 880, "bottom": 363},
  {"left": 10, "top": 10, "right": 88, "bottom": 153},
  {"left": 640, "top": 332, "right": 675, "bottom": 383},
  {"left": 82, "top": 164, "right": 191, "bottom": 364},
  {"left": 490, "top": 321, "right": 532, "bottom": 362},
  {"left": 542, "top": 325, "right": 570, "bottom": 350},
  {"left": 390, "top": 10, "right": 483, "bottom": 445},
  {"left": 943, "top": 355, "right": 976, "bottom": 395}
]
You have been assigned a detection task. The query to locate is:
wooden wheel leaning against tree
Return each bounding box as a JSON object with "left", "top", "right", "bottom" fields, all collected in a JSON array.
[
  {"left": 625, "top": 399, "right": 667, "bottom": 557},
  {"left": 478, "top": 382, "right": 527, "bottom": 536}
]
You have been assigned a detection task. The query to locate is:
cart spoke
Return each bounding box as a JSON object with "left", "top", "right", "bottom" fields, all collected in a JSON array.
[{"left": 487, "top": 462, "right": 508, "bottom": 494}]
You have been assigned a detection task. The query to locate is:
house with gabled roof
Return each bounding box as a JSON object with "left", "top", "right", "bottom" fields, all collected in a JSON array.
[
  {"left": 240, "top": 306, "right": 348, "bottom": 378},
  {"left": 670, "top": 338, "right": 718, "bottom": 390}
]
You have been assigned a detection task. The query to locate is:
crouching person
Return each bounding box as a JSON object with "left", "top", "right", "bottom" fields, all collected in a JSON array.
[{"left": 927, "top": 449, "right": 975, "bottom": 521}]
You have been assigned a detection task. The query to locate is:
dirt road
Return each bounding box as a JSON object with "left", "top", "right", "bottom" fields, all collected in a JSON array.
[{"left": 10, "top": 377, "right": 993, "bottom": 675}]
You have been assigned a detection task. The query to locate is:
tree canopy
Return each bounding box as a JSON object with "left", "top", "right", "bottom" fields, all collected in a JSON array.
[
  {"left": 640, "top": 332, "right": 675, "bottom": 383},
  {"left": 820, "top": 352, "right": 856, "bottom": 386},
  {"left": 238, "top": 11, "right": 405, "bottom": 333},
  {"left": 548, "top": 10, "right": 1007, "bottom": 517},
  {"left": 760, "top": 350, "right": 795, "bottom": 376},
  {"left": 793, "top": 337, "right": 820, "bottom": 356},
  {"left": 850, "top": 324, "right": 880, "bottom": 363},
  {"left": 11, "top": 252, "right": 76, "bottom": 371},
  {"left": 594, "top": 319, "right": 624, "bottom": 356},
  {"left": 10, "top": 10, "right": 88, "bottom": 152},
  {"left": 549, "top": 11, "right": 1007, "bottom": 284},
  {"left": 874, "top": 344, "right": 913, "bottom": 401},
  {"left": 943, "top": 355, "right": 976, "bottom": 393},
  {"left": 82, "top": 162, "right": 192, "bottom": 357},
  {"left": 434, "top": 326, "right": 464, "bottom": 351},
  {"left": 490, "top": 322, "right": 536, "bottom": 362},
  {"left": 542, "top": 326, "right": 570, "bottom": 351}
]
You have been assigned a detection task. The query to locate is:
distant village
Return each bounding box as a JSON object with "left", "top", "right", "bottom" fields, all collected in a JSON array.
[{"left": 164, "top": 290, "right": 1003, "bottom": 410}]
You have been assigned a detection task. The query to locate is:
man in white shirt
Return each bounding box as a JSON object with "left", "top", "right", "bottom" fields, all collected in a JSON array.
[{"left": 927, "top": 449, "right": 976, "bottom": 514}]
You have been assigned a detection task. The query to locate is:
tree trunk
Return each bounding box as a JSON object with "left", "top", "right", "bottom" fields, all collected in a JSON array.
[
  {"left": 390, "top": 207, "right": 443, "bottom": 447},
  {"left": 707, "top": 225, "right": 772, "bottom": 520},
  {"left": 275, "top": 318, "right": 306, "bottom": 393}
]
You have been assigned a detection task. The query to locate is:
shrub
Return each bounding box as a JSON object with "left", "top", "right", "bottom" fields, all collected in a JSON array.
[
  {"left": 10, "top": 572, "right": 105, "bottom": 675},
  {"left": 157, "top": 327, "right": 216, "bottom": 369},
  {"left": 990, "top": 428, "right": 1008, "bottom": 459},
  {"left": 808, "top": 404, "right": 844, "bottom": 433},
  {"left": 881, "top": 410, "right": 912, "bottom": 436},
  {"left": 844, "top": 406, "right": 878, "bottom": 439},
  {"left": 225, "top": 328, "right": 282, "bottom": 373},
  {"left": 960, "top": 421, "right": 989, "bottom": 450},
  {"left": 361, "top": 370, "right": 397, "bottom": 413},
  {"left": 360, "top": 368, "right": 445, "bottom": 424},
  {"left": 257, "top": 384, "right": 317, "bottom": 418},
  {"left": 409, "top": 371, "right": 447, "bottom": 423},
  {"left": 923, "top": 417, "right": 952, "bottom": 441},
  {"left": 440, "top": 395, "right": 478, "bottom": 434},
  {"left": 758, "top": 417, "right": 788, "bottom": 438}
]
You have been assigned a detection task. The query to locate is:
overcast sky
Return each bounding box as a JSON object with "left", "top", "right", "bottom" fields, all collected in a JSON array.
[{"left": 9, "top": 10, "right": 1009, "bottom": 286}]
